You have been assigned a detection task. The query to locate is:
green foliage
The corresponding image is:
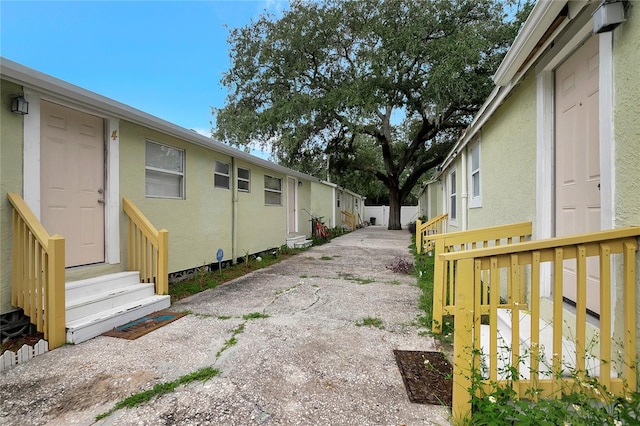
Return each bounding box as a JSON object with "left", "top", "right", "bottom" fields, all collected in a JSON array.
[
  {"left": 215, "top": 0, "right": 532, "bottom": 228},
  {"left": 242, "top": 312, "right": 270, "bottom": 320},
  {"left": 95, "top": 367, "right": 220, "bottom": 420},
  {"left": 356, "top": 317, "right": 385, "bottom": 329},
  {"left": 465, "top": 345, "right": 640, "bottom": 426}
]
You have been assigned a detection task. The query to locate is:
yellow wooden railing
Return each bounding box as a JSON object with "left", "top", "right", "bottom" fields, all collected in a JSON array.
[
  {"left": 123, "top": 197, "right": 168, "bottom": 295},
  {"left": 8, "top": 193, "right": 66, "bottom": 349},
  {"left": 431, "top": 222, "right": 532, "bottom": 332},
  {"left": 341, "top": 210, "right": 356, "bottom": 231},
  {"left": 415, "top": 213, "right": 448, "bottom": 253},
  {"left": 443, "top": 226, "right": 640, "bottom": 420}
]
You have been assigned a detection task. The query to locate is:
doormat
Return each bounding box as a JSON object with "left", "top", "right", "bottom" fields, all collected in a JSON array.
[
  {"left": 102, "top": 311, "right": 186, "bottom": 340},
  {"left": 394, "top": 350, "right": 453, "bottom": 406}
]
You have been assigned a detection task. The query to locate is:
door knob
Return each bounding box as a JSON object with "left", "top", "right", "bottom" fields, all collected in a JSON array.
[{"left": 98, "top": 198, "right": 105, "bottom": 204}]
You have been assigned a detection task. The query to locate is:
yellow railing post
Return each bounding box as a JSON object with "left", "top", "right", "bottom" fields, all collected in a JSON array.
[
  {"left": 416, "top": 219, "right": 422, "bottom": 253},
  {"left": 433, "top": 238, "right": 446, "bottom": 333},
  {"left": 47, "top": 235, "right": 66, "bottom": 349},
  {"left": 157, "top": 229, "right": 169, "bottom": 295},
  {"left": 452, "top": 257, "right": 474, "bottom": 422}
]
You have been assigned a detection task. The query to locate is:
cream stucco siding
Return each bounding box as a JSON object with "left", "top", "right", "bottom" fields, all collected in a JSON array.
[
  {"left": 235, "top": 161, "right": 287, "bottom": 255},
  {"left": 119, "top": 121, "right": 234, "bottom": 273},
  {"left": 311, "top": 181, "right": 335, "bottom": 228},
  {"left": 1, "top": 80, "right": 25, "bottom": 314},
  {"left": 613, "top": 5, "right": 640, "bottom": 229},
  {"left": 467, "top": 72, "right": 537, "bottom": 232}
]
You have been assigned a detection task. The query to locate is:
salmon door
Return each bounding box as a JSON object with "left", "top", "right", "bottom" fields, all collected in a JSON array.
[
  {"left": 40, "top": 101, "right": 105, "bottom": 267},
  {"left": 554, "top": 35, "right": 600, "bottom": 314}
]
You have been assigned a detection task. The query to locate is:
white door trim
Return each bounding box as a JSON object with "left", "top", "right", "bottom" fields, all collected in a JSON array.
[{"left": 22, "top": 92, "right": 120, "bottom": 265}]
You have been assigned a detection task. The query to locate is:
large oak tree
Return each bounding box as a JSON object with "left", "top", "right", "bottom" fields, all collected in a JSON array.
[{"left": 215, "top": 0, "right": 530, "bottom": 229}]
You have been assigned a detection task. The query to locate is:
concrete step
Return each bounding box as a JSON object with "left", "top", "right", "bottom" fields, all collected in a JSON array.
[
  {"left": 66, "top": 271, "right": 141, "bottom": 301},
  {"left": 480, "top": 309, "right": 609, "bottom": 380},
  {"left": 66, "top": 295, "right": 171, "bottom": 344},
  {"left": 66, "top": 282, "right": 156, "bottom": 323},
  {"left": 286, "top": 234, "right": 308, "bottom": 248},
  {"left": 294, "top": 239, "right": 313, "bottom": 248}
]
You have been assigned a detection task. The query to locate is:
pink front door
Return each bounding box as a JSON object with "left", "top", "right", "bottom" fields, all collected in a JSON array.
[
  {"left": 41, "top": 101, "right": 105, "bottom": 267},
  {"left": 287, "top": 177, "right": 297, "bottom": 233},
  {"left": 555, "top": 35, "right": 600, "bottom": 314}
]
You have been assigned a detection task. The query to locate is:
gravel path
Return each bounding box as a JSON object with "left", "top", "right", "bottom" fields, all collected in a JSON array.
[{"left": 0, "top": 226, "right": 451, "bottom": 425}]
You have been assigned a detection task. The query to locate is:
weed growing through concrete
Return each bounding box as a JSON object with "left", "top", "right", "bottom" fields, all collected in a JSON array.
[
  {"left": 356, "top": 317, "right": 385, "bottom": 329},
  {"left": 340, "top": 273, "right": 375, "bottom": 284},
  {"left": 95, "top": 367, "right": 220, "bottom": 420},
  {"left": 320, "top": 256, "right": 333, "bottom": 261}
]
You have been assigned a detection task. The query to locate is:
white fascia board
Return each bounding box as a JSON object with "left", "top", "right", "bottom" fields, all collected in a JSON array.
[
  {"left": 493, "top": 1, "right": 569, "bottom": 86},
  {"left": 318, "top": 180, "right": 338, "bottom": 188},
  {"left": 0, "top": 57, "right": 318, "bottom": 183}
]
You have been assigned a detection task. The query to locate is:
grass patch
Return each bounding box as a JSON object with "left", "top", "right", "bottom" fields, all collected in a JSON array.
[
  {"left": 169, "top": 246, "right": 305, "bottom": 302},
  {"left": 320, "top": 256, "right": 333, "bottom": 261},
  {"left": 242, "top": 312, "right": 269, "bottom": 320},
  {"left": 387, "top": 279, "right": 401, "bottom": 285},
  {"left": 340, "top": 273, "right": 375, "bottom": 285},
  {"left": 96, "top": 366, "right": 219, "bottom": 420},
  {"left": 216, "top": 315, "right": 232, "bottom": 320},
  {"left": 355, "top": 316, "right": 385, "bottom": 329},
  {"left": 300, "top": 274, "right": 308, "bottom": 278}
]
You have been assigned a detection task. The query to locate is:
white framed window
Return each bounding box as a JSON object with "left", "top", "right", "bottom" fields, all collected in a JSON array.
[
  {"left": 237, "top": 167, "right": 250, "bottom": 192},
  {"left": 469, "top": 141, "right": 481, "bottom": 208},
  {"left": 337, "top": 192, "right": 341, "bottom": 208},
  {"left": 449, "top": 169, "right": 457, "bottom": 222},
  {"left": 264, "top": 175, "right": 282, "bottom": 205},
  {"left": 145, "top": 140, "right": 184, "bottom": 199},
  {"left": 214, "top": 161, "right": 230, "bottom": 189}
]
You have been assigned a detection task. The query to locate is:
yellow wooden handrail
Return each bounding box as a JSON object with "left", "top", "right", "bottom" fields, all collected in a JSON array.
[
  {"left": 415, "top": 213, "right": 448, "bottom": 253},
  {"left": 445, "top": 226, "right": 640, "bottom": 421},
  {"left": 432, "top": 222, "right": 532, "bottom": 333},
  {"left": 7, "top": 193, "right": 66, "bottom": 349},
  {"left": 122, "top": 197, "right": 168, "bottom": 295},
  {"left": 341, "top": 210, "right": 356, "bottom": 231}
]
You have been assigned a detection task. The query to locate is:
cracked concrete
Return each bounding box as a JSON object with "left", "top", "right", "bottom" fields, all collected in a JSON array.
[{"left": 0, "top": 226, "right": 451, "bottom": 425}]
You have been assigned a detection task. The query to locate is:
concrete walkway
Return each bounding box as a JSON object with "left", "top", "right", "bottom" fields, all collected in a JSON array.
[{"left": 0, "top": 226, "right": 451, "bottom": 425}]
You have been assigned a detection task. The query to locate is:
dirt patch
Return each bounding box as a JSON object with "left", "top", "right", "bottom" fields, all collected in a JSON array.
[
  {"left": 1, "top": 332, "right": 45, "bottom": 355},
  {"left": 394, "top": 350, "right": 453, "bottom": 406}
]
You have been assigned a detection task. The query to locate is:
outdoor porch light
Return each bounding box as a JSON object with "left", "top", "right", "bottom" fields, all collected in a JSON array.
[
  {"left": 10, "top": 95, "right": 29, "bottom": 115},
  {"left": 593, "top": 0, "right": 626, "bottom": 34},
  {"left": 298, "top": 180, "right": 303, "bottom": 187}
]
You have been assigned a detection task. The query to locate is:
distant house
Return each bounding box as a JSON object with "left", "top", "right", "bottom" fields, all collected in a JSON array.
[{"left": 1, "top": 58, "right": 363, "bottom": 346}]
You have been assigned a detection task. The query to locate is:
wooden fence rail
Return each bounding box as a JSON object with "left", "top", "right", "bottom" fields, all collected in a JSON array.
[
  {"left": 341, "top": 210, "right": 356, "bottom": 231},
  {"left": 442, "top": 226, "right": 640, "bottom": 420},
  {"left": 431, "top": 222, "right": 532, "bottom": 332},
  {"left": 8, "top": 193, "right": 66, "bottom": 349},
  {"left": 122, "top": 197, "right": 168, "bottom": 295},
  {"left": 415, "top": 214, "right": 447, "bottom": 253}
]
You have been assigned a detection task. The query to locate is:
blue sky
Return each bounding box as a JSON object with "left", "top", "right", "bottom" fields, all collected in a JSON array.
[{"left": 1, "top": 1, "right": 288, "bottom": 150}]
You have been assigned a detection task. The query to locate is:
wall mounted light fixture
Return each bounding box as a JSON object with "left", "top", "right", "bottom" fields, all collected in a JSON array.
[
  {"left": 11, "top": 95, "right": 29, "bottom": 115},
  {"left": 593, "top": 0, "right": 626, "bottom": 34},
  {"left": 298, "top": 180, "right": 303, "bottom": 187}
]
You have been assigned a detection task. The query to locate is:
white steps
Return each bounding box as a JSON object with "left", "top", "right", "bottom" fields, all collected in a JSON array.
[
  {"left": 65, "top": 272, "right": 170, "bottom": 344},
  {"left": 286, "top": 234, "right": 313, "bottom": 248},
  {"left": 480, "top": 309, "right": 609, "bottom": 380}
]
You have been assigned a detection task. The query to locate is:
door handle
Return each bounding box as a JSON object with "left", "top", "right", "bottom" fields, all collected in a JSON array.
[{"left": 98, "top": 198, "right": 105, "bottom": 204}]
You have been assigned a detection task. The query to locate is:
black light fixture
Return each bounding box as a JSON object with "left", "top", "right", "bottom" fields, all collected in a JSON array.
[
  {"left": 11, "top": 95, "right": 29, "bottom": 115},
  {"left": 298, "top": 180, "right": 303, "bottom": 187}
]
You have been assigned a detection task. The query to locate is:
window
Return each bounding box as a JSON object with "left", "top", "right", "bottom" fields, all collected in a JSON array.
[
  {"left": 264, "top": 175, "right": 282, "bottom": 205},
  {"left": 145, "top": 141, "right": 184, "bottom": 199},
  {"left": 449, "top": 169, "right": 457, "bottom": 221},
  {"left": 337, "top": 192, "right": 341, "bottom": 208},
  {"left": 237, "top": 167, "right": 250, "bottom": 192},
  {"left": 214, "top": 161, "right": 230, "bottom": 189},
  {"left": 469, "top": 141, "right": 481, "bottom": 208}
]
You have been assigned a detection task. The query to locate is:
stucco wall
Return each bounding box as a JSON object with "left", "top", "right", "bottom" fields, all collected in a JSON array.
[
  {"left": 0, "top": 80, "right": 25, "bottom": 314},
  {"left": 612, "top": 3, "right": 640, "bottom": 362},
  {"left": 467, "top": 72, "right": 537, "bottom": 231},
  {"left": 234, "top": 160, "right": 287, "bottom": 255},
  {"left": 119, "top": 121, "right": 235, "bottom": 273},
  {"left": 310, "top": 182, "right": 335, "bottom": 228}
]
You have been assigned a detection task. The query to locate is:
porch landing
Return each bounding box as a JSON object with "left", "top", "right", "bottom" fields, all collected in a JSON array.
[{"left": 65, "top": 271, "right": 170, "bottom": 344}]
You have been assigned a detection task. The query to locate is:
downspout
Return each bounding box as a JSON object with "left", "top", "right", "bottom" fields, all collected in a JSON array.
[
  {"left": 332, "top": 186, "right": 336, "bottom": 228},
  {"left": 231, "top": 157, "right": 238, "bottom": 264},
  {"left": 461, "top": 148, "right": 468, "bottom": 231}
]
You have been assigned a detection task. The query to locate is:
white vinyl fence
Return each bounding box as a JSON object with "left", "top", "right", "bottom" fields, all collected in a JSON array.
[
  {"left": 0, "top": 339, "right": 48, "bottom": 371},
  {"left": 364, "top": 205, "right": 419, "bottom": 227}
]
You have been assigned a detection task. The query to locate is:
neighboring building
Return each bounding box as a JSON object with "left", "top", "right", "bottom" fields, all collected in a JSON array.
[
  {"left": 1, "top": 58, "right": 363, "bottom": 344},
  {"left": 424, "top": 0, "right": 639, "bottom": 363}
]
